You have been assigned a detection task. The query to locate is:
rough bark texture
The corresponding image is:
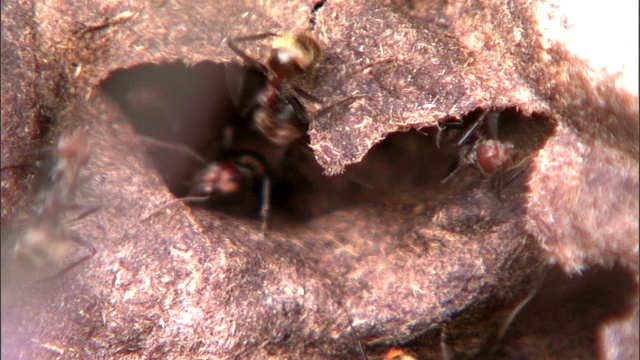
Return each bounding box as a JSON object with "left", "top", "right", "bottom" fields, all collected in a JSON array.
[{"left": 2, "top": 0, "right": 637, "bottom": 359}]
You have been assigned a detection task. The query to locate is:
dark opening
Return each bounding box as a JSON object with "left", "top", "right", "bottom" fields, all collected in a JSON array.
[
  {"left": 310, "top": 1, "right": 327, "bottom": 28},
  {"left": 100, "top": 61, "right": 555, "bottom": 229}
]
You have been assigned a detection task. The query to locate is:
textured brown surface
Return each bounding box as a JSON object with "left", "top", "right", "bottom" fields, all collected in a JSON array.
[{"left": 2, "top": 0, "right": 638, "bottom": 359}]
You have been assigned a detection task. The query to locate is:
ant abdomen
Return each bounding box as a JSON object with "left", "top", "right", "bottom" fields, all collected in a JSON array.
[
  {"left": 268, "top": 33, "right": 322, "bottom": 78},
  {"left": 474, "top": 139, "right": 515, "bottom": 175},
  {"left": 253, "top": 92, "right": 309, "bottom": 146},
  {"left": 442, "top": 110, "right": 525, "bottom": 186}
]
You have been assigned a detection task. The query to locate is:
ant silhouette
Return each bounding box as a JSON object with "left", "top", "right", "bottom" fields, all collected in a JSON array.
[
  {"left": 225, "top": 32, "right": 322, "bottom": 146},
  {"left": 12, "top": 129, "right": 98, "bottom": 282},
  {"left": 441, "top": 110, "right": 530, "bottom": 193}
]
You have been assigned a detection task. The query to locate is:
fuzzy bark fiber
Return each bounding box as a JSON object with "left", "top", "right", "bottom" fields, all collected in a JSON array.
[{"left": 2, "top": 0, "right": 637, "bottom": 359}]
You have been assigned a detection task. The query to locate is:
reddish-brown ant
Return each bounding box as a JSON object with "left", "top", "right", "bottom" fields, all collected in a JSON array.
[
  {"left": 225, "top": 32, "right": 323, "bottom": 146},
  {"left": 12, "top": 129, "right": 97, "bottom": 281},
  {"left": 442, "top": 110, "right": 529, "bottom": 190},
  {"left": 184, "top": 31, "right": 325, "bottom": 231},
  {"left": 189, "top": 150, "right": 271, "bottom": 234},
  {"left": 136, "top": 129, "right": 274, "bottom": 234},
  {"left": 138, "top": 32, "right": 358, "bottom": 233}
]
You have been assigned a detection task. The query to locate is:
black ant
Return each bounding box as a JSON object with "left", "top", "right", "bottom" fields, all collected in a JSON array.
[
  {"left": 441, "top": 110, "right": 529, "bottom": 190},
  {"left": 225, "top": 32, "right": 322, "bottom": 146},
  {"left": 12, "top": 129, "right": 97, "bottom": 281}
]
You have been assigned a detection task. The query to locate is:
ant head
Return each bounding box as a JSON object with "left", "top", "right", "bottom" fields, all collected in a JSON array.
[
  {"left": 55, "top": 128, "right": 91, "bottom": 168},
  {"left": 268, "top": 33, "right": 322, "bottom": 79},
  {"left": 475, "top": 139, "right": 514, "bottom": 174},
  {"left": 190, "top": 162, "right": 244, "bottom": 196}
]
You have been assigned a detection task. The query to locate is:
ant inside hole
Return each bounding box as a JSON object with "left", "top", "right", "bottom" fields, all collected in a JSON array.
[{"left": 440, "top": 109, "right": 537, "bottom": 197}]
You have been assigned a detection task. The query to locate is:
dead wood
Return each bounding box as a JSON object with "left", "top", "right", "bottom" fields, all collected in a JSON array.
[{"left": 2, "top": 0, "right": 637, "bottom": 359}]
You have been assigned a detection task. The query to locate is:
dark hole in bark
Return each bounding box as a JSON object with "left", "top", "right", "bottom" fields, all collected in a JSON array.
[
  {"left": 310, "top": 1, "right": 327, "bottom": 27},
  {"left": 100, "top": 62, "right": 555, "bottom": 230}
]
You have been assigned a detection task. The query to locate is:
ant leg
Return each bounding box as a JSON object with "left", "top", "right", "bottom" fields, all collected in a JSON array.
[
  {"left": 221, "top": 125, "right": 234, "bottom": 151},
  {"left": 457, "top": 109, "right": 490, "bottom": 146},
  {"left": 442, "top": 143, "right": 475, "bottom": 184},
  {"left": 496, "top": 287, "right": 538, "bottom": 342},
  {"left": 228, "top": 32, "right": 280, "bottom": 69},
  {"left": 502, "top": 160, "right": 531, "bottom": 189},
  {"left": 435, "top": 119, "right": 463, "bottom": 149},
  {"left": 32, "top": 232, "right": 97, "bottom": 284},
  {"left": 66, "top": 204, "right": 101, "bottom": 223},
  {"left": 440, "top": 325, "right": 454, "bottom": 360},
  {"left": 133, "top": 196, "right": 210, "bottom": 229},
  {"left": 485, "top": 111, "right": 501, "bottom": 140},
  {"left": 435, "top": 124, "right": 445, "bottom": 149},
  {"left": 292, "top": 86, "right": 323, "bottom": 104},
  {"left": 315, "top": 95, "right": 364, "bottom": 118},
  {"left": 68, "top": 232, "right": 96, "bottom": 256},
  {"left": 1, "top": 147, "right": 51, "bottom": 172},
  {"left": 492, "top": 160, "right": 530, "bottom": 199},
  {"left": 260, "top": 175, "right": 271, "bottom": 235},
  {"left": 441, "top": 162, "right": 465, "bottom": 184},
  {"left": 337, "top": 300, "right": 368, "bottom": 360},
  {"left": 232, "top": 32, "right": 280, "bottom": 43},
  {"left": 493, "top": 172, "right": 505, "bottom": 201}
]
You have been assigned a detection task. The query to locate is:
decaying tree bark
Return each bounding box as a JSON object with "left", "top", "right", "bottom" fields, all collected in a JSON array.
[{"left": 2, "top": 0, "right": 637, "bottom": 359}]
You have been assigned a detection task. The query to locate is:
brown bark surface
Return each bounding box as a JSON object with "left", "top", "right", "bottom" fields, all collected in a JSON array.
[{"left": 2, "top": 0, "right": 637, "bottom": 359}]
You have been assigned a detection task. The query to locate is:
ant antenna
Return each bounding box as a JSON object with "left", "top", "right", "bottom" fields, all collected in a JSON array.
[
  {"left": 227, "top": 32, "right": 280, "bottom": 69},
  {"left": 136, "top": 134, "right": 208, "bottom": 165},
  {"left": 315, "top": 95, "right": 364, "bottom": 119},
  {"left": 457, "top": 109, "right": 490, "bottom": 146}
]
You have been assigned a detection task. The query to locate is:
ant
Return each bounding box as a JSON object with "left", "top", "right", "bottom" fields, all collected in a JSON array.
[
  {"left": 135, "top": 129, "right": 274, "bottom": 234},
  {"left": 180, "top": 31, "right": 326, "bottom": 232},
  {"left": 225, "top": 32, "right": 322, "bottom": 146},
  {"left": 12, "top": 129, "right": 97, "bottom": 281},
  {"left": 138, "top": 32, "right": 358, "bottom": 233},
  {"left": 188, "top": 149, "right": 271, "bottom": 234},
  {"left": 441, "top": 110, "right": 529, "bottom": 191}
]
